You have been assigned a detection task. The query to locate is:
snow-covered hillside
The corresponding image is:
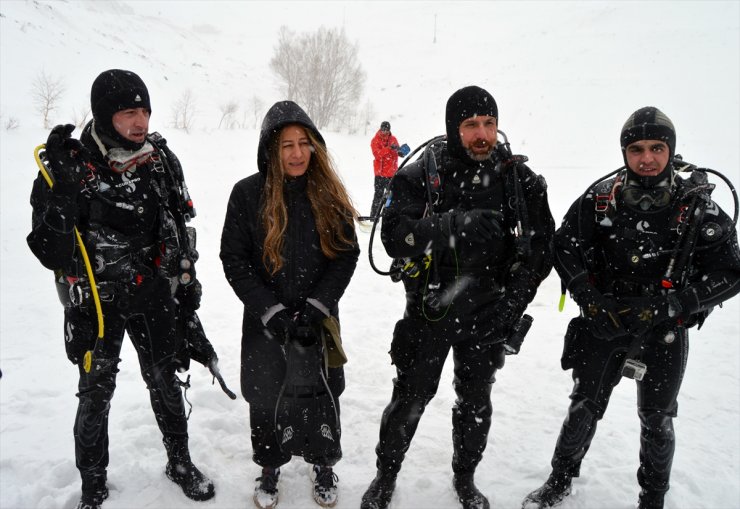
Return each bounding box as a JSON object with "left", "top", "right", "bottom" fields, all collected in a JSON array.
[{"left": 1, "top": 2, "right": 738, "bottom": 509}]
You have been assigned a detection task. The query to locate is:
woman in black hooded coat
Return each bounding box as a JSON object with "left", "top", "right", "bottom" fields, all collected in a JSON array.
[{"left": 220, "top": 101, "right": 359, "bottom": 508}]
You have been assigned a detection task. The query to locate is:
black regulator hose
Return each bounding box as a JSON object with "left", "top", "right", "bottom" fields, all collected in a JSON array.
[{"left": 366, "top": 135, "right": 446, "bottom": 277}]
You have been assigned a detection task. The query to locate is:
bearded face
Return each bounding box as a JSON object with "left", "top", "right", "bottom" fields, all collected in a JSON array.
[{"left": 459, "top": 115, "right": 497, "bottom": 161}]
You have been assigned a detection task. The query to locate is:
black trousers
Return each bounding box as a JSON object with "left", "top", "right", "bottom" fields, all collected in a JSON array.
[
  {"left": 552, "top": 318, "right": 689, "bottom": 495},
  {"left": 371, "top": 176, "right": 392, "bottom": 216},
  {"left": 68, "top": 277, "right": 187, "bottom": 482},
  {"left": 373, "top": 309, "right": 505, "bottom": 476}
]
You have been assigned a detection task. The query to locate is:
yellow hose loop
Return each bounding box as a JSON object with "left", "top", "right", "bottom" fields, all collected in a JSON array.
[{"left": 33, "top": 144, "right": 104, "bottom": 373}]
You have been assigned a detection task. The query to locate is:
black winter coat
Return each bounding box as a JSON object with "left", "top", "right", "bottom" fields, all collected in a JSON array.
[
  {"left": 220, "top": 101, "right": 358, "bottom": 406},
  {"left": 220, "top": 173, "right": 359, "bottom": 327}
]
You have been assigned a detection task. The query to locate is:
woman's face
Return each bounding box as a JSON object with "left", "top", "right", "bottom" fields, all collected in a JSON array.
[{"left": 279, "top": 124, "right": 312, "bottom": 177}]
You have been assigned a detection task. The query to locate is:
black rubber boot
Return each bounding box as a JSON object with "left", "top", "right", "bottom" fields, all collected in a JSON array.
[
  {"left": 453, "top": 472, "right": 490, "bottom": 509},
  {"left": 253, "top": 467, "right": 280, "bottom": 509},
  {"left": 638, "top": 489, "right": 665, "bottom": 509},
  {"left": 522, "top": 471, "right": 572, "bottom": 509},
  {"left": 163, "top": 437, "right": 215, "bottom": 501},
  {"left": 360, "top": 471, "right": 397, "bottom": 509},
  {"left": 76, "top": 473, "right": 109, "bottom": 509}
]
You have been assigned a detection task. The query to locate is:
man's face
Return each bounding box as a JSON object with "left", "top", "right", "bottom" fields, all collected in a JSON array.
[
  {"left": 279, "top": 124, "right": 312, "bottom": 177},
  {"left": 112, "top": 108, "right": 150, "bottom": 144},
  {"left": 459, "top": 115, "right": 497, "bottom": 161},
  {"left": 624, "top": 139, "right": 670, "bottom": 177}
]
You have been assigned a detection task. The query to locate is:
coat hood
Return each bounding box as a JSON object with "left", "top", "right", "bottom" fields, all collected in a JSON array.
[{"left": 257, "top": 101, "right": 325, "bottom": 175}]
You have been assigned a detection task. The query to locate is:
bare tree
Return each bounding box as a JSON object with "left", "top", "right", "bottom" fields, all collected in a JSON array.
[
  {"left": 171, "top": 89, "right": 196, "bottom": 133},
  {"left": 250, "top": 95, "right": 265, "bottom": 129},
  {"left": 31, "top": 70, "right": 65, "bottom": 128},
  {"left": 218, "top": 100, "right": 238, "bottom": 129},
  {"left": 270, "top": 26, "right": 365, "bottom": 129},
  {"left": 270, "top": 27, "right": 301, "bottom": 101},
  {"left": 5, "top": 116, "right": 20, "bottom": 130},
  {"left": 361, "top": 99, "right": 375, "bottom": 136},
  {"left": 72, "top": 105, "right": 91, "bottom": 129}
]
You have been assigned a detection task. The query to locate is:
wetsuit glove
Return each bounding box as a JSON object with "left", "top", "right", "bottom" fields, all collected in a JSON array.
[
  {"left": 184, "top": 312, "right": 216, "bottom": 366},
  {"left": 178, "top": 279, "right": 202, "bottom": 312},
  {"left": 619, "top": 290, "right": 698, "bottom": 336},
  {"left": 265, "top": 309, "right": 297, "bottom": 341},
  {"left": 571, "top": 283, "right": 628, "bottom": 340},
  {"left": 45, "top": 124, "right": 90, "bottom": 196},
  {"left": 450, "top": 209, "right": 504, "bottom": 242}
]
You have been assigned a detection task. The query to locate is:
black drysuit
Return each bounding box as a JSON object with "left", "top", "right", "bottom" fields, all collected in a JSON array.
[
  {"left": 552, "top": 171, "right": 740, "bottom": 496},
  {"left": 27, "top": 122, "right": 197, "bottom": 484},
  {"left": 375, "top": 143, "right": 554, "bottom": 476},
  {"left": 220, "top": 102, "right": 359, "bottom": 467}
]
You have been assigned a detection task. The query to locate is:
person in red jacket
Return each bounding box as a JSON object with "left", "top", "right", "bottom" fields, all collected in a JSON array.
[{"left": 370, "top": 121, "right": 400, "bottom": 216}]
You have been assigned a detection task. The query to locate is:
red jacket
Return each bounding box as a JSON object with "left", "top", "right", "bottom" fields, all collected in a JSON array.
[{"left": 371, "top": 130, "right": 399, "bottom": 177}]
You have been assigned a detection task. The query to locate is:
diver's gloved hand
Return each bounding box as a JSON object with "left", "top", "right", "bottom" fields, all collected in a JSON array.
[
  {"left": 45, "top": 124, "right": 90, "bottom": 195},
  {"left": 571, "top": 283, "right": 628, "bottom": 340},
  {"left": 490, "top": 297, "right": 525, "bottom": 336},
  {"left": 178, "top": 279, "right": 202, "bottom": 312},
  {"left": 447, "top": 209, "right": 504, "bottom": 242},
  {"left": 184, "top": 311, "right": 216, "bottom": 366},
  {"left": 264, "top": 309, "right": 297, "bottom": 341},
  {"left": 618, "top": 296, "right": 675, "bottom": 337}
]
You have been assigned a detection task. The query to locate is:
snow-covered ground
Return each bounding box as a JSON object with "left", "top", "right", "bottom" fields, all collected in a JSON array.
[{"left": 1, "top": 1, "right": 738, "bottom": 508}]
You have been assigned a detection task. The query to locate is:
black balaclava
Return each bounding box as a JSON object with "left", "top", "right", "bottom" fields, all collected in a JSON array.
[
  {"left": 90, "top": 69, "right": 151, "bottom": 151},
  {"left": 620, "top": 106, "right": 676, "bottom": 188},
  {"left": 380, "top": 121, "right": 391, "bottom": 132},
  {"left": 445, "top": 85, "right": 498, "bottom": 162}
]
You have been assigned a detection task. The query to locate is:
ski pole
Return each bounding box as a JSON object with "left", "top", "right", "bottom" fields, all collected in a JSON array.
[{"left": 34, "top": 144, "right": 104, "bottom": 374}]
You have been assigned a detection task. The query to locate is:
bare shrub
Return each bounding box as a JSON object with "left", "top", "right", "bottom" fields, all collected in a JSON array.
[
  {"left": 218, "top": 101, "right": 238, "bottom": 129},
  {"left": 5, "top": 116, "right": 20, "bottom": 130},
  {"left": 249, "top": 95, "right": 265, "bottom": 129},
  {"left": 171, "top": 89, "right": 196, "bottom": 132},
  {"left": 72, "top": 106, "right": 91, "bottom": 129},
  {"left": 31, "top": 70, "right": 65, "bottom": 128}
]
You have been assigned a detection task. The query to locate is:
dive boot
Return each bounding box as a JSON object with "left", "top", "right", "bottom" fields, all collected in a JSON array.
[{"left": 522, "top": 471, "right": 572, "bottom": 508}]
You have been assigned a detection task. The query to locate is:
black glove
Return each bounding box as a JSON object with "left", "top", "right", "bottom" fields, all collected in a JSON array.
[
  {"left": 572, "top": 284, "right": 628, "bottom": 340},
  {"left": 466, "top": 298, "right": 509, "bottom": 344},
  {"left": 184, "top": 312, "right": 216, "bottom": 366},
  {"left": 617, "top": 296, "right": 673, "bottom": 337},
  {"left": 265, "top": 309, "right": 297, "bottom": 341},
  {"left": 178, "top": 279, "right": 202, "bottom": 312},
  {"left": 491, "top": 298, "right": 523, "bottom": 334},
  {"left": 449, "top": 209, "right": 504, "bottom": 242},
  {"left": 390, "top": 144, "right": 399, "bottom": 150},
  {"left": 299, "top": 301, "right": 328, "bottom": 326},
  {"left": 45, "top": 124, "right": 90, "bottom": 195}
]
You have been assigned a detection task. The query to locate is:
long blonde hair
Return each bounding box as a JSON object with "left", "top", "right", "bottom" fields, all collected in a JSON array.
[{"left": 261, "top": 126, "right": 358, "bottom": 275}]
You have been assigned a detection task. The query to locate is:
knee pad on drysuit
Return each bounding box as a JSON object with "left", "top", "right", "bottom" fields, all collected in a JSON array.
[
  {"left": 553, "top": 396, "right": 603, "bottom": 476},
  {"left": 452, "top": 398, "right": 493, "bottom": 473},
  {"left": 637, "top": 410, "right": 675, "bottom": 493}
]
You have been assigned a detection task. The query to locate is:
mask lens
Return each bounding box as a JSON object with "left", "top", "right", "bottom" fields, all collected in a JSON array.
[{"left": 622, "top": 186, "right": 671, "bottom": 208}]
